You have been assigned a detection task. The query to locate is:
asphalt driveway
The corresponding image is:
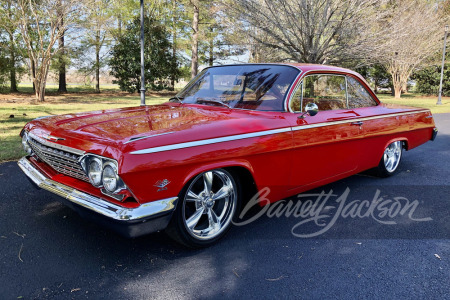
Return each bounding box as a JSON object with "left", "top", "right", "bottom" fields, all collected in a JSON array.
[{"left": 1, "top": 114, "right": 449, "bottom": 299}]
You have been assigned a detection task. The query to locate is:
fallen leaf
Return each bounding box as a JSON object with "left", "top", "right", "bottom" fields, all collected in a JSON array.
[
  {"left": 434, "top": 254, "right": 441, "bottom": 260},
  {"left": 266, "top": 276, "right": 286, "bottom": 281},
  {"left": 71, "top": 288, "right": 81, "bottom": 292},
  {"left": 232, "top": 268, "right": 240, "bottom": 278},
  {"left": 18, "top": 243, "right": 24, "bottom": 262}
]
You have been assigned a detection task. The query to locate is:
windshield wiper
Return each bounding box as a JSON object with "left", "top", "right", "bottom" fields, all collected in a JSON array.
[
  {"left": 169, "top": 96, "right": 184, "bottom": 103},
  {"left": 196, "top": 98, "right": 231, "bottom": 109}
]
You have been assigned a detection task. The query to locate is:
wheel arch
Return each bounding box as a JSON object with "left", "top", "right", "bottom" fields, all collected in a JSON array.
[{"left": 180, "top": 161, "right": 259, "bottom": 207}]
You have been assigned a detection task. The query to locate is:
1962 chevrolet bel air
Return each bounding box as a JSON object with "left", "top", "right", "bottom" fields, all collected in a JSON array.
[{"left": 18, "top": 63, "right": 437, "bottom": 247}]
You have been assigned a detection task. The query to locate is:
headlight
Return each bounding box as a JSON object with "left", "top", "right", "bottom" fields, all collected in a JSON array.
[
  {"left": 88, "top": 158, "right": 103, "bottom": 187},
  {"left": 81, "top": 154, "right": 126, "bottom": 195},
  {"left": 102, "top": 163, "right": 118, "bottom": 193},
  {"left": 21, "top": 132, "right": 32, "bottom": 155}
]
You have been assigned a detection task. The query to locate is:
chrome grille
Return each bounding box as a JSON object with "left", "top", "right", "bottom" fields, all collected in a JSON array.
[{"left": 27, "top": 135, "right": 89, "bottom": 182}]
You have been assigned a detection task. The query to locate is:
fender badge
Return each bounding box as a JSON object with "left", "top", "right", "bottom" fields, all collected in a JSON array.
[
  {"left": 42, "top": 134, "right": 65, "bottom": 142},
  {"left": 155, "top": 179, "right": 170, "bottom": 191}
]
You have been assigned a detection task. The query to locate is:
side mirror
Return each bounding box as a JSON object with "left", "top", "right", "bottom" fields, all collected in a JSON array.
[
  {"left": 305, "top": 103, "right": 318, "bottom": 116},
  {"left": 298, "top": 103, "right": 319, "bottom": 119}
]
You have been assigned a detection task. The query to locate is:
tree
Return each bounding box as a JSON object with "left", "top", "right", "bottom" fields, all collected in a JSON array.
[
  {"left": 413, "top": 51, "right": 450, "bottom": 96},
  {"left": 0, "top": 0, "right": 25, "bottom": 92},
  {"left": 357, "top": 65, "right": 392, "bottom": 94},
  {"left": 367, "top": 0, "right": 446, "bottom": 98},
  {"left": 190, "top": 0, "right": 199, "bottom": 78},
  {"left": 57, "top": 0, "right": 67, "bottom": 93},
  {"left": 13, "top": 0, "right": 85, "bottom": 102},
  {"left": 227, "top": 0, "right": 381, "bottom": 64},
  {"left": 77, "top": 0, "right": 115, "bottom": 93},
  {"left": 109, "top": 16, "right": 178, "bottom": 93}
]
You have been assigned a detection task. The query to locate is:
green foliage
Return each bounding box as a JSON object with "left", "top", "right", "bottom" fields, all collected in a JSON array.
[
  {"left": 109, "top": 16, "right": 178, "bottom": 93},
  {"left": 356, "top": 65, "right": 392, "bottom": 93},
  {"left": 413, "top": 61, "right": 450, "bottom": 96}
]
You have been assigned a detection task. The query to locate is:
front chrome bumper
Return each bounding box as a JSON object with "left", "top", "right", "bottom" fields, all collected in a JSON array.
[{"left": 18, "top": 157, "right": 178, "bottom": 237}]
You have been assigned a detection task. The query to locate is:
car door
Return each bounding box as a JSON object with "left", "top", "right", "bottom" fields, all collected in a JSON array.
[
  {"left": 344, "top": 75, "right": 400, "bottom": 171},
  {"left": 285, "top": 73, "right": 363, "bottom": 188}
]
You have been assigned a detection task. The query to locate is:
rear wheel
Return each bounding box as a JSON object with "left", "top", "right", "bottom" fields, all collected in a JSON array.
[
  {"left": 375, "top": 141, "right": 403, "bottom": 177},
  {"left": 166, "top": 169, "right": 240, "bottom": 248}
]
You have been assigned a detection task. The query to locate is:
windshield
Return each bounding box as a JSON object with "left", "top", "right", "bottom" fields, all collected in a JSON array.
[{"left": 177, "top": 65, "right": 300, "bottom": 111}]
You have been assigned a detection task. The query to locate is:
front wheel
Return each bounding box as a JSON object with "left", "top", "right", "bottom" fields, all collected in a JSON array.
[
  {"left": 166, "top": 169, "right": 240, "bottom": 248},
  {"left": 375, "top": 141, "right": 403, "bottom": 177}
]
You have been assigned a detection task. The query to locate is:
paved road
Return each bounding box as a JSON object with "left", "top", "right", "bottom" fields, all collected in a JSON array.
[{"left": 1, "top": 114, "right": 449, "bottom": 299}]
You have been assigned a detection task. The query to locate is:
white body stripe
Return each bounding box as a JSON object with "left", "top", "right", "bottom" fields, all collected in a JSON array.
[{"left": 130, "top": 110, "right": 430, "bottom": 155}]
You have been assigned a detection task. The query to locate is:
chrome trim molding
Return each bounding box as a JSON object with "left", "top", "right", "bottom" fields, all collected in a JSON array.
[
  {"left": 131, "top": 110, "right": 429, "bottom": 155},
  {"left": 124, "top": 131, "right": 175, "bottom": 144},
  {"left": 291, "top": 110, "right": 429, "bottom": 132},
  {"left": 18, "top": 157, "right": 178, "bottom": 222},
  {"left": 130, "top": 127, "right": 292, "bottom": 154}
]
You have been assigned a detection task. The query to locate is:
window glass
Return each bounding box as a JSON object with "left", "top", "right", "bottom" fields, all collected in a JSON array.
[
  {"left": 290, "top": 83, "right": 302, "bottom": 112},
  {"left": 178, "top": 65, "right": 299, "bottom": 111},
  {"left": 347, "top": 76, "right": 377, "bottom": 108},
  {"left": 301, "top": 75, "right": 347, "bottom": 111}
]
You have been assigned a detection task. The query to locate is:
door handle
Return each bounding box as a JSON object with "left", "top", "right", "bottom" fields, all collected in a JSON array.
[{"left": 351, "top": 121, "right": 363, "bottom": 129}]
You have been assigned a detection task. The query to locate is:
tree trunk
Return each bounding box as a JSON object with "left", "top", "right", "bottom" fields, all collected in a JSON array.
[
  {"left": 402, "top": 81, "right": 408, "bottom": 94},
  {"left": 58, "top": 33, "right": 67, "bottom": 92},
  {"left": 95, "top": 29, "right": 100, "bottom": 93},
  {"left": 8, "top": 31, "right": 18, "bottom": 93},
  {"left": 393, "top": 84, "right": 402, "bottom": 99},
  {"left": 171, "top": 0, "right": 177, "bottom": 90},
  {"left": 190, "top": 0, "right": 199, "bottom": 79},
  {"left": 209, "top": 30, "right": 213, "bottom": 67},
  {"left": 57, "top": 0, "right": 67, "bottom": 93},
  {"left": 31, "top": 58, "right": 36, "bottom": 94},
  {"left": 118, "top": 14, "right": 122, "bottom": 37}
]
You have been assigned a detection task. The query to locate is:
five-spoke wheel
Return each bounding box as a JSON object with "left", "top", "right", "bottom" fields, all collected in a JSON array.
[
  {"left": 167, "top": 169, "right": 239, "bottom": 248},
  {"left": 375, "top": 141, "right": 403, "bottom": 177}
]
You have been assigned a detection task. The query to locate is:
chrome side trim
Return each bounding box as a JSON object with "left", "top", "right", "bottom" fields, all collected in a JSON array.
[
  {"left": 28, "top": 132, "right": 85, "bottom": 155},
  {"left": 130, "top": 127, "right": 292, "bottom": 154},
  {"left": 291, "top": 110, "right": 430, "bottom": 131},
  {"left": 124, "top": 131, "right": 175, "bottom": 144},
  {"left": 130, "top": 110, "right": 429, "bottom": 155},
  {"left": 18, "top": 157, "right": 178, "bottom": 222}
]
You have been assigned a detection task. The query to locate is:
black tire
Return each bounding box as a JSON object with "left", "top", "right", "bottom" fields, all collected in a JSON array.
[
  {"left": 374, "top": 141, "right": 403, "bottom": 177},
  {"left": 166, "top": 168, "right": 241, "bottom": 248}
]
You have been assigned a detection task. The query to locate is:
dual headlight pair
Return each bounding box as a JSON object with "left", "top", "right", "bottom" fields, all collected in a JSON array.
[{"left": 80, "top": 155, "right": 126, "bottom": 194}]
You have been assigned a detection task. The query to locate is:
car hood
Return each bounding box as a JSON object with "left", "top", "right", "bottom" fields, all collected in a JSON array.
[{"left": 26, "top": 103, "right": 289, "bottom": 156}]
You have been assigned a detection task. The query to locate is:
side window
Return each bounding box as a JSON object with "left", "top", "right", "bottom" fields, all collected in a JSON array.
[
  {"left": 302, "top": 75, "right": 347, "bottom": 111},
  {"left": 290, "top": 82, "right": 302, "bottom": 112},
  {"left": 347, "top": 76, "right": 378, "bottom": 108}
]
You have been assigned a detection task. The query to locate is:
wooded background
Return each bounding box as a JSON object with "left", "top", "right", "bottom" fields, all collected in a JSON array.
[{"left": 0, "top": 0, "right": 449, "bottom": 101}]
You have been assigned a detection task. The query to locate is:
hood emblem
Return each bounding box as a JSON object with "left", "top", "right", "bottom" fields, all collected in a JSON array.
[
  {"left": 42, "top": 134, "right": 65, "bottom": 142},
  {"left": 154, "top": 179, "right": 170, "bottom": 191}
]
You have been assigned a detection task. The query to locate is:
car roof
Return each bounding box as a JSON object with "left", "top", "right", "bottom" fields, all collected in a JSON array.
[{"left": 206, "top": 63, "right": 360, "bottom": 76}]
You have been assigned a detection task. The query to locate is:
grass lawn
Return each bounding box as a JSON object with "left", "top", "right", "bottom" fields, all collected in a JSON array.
[
  {"left": 0, "top": 89, "right": 171, "bottom": 162},
  {"left": 377, "top": 94, "right": 450, "bottom": 114}
]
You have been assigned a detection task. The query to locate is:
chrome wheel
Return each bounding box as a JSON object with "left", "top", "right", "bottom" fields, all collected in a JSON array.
[
  {"left": 182, "top": 170, "right": 237, "bottom": 240},
  {"left": 383, "top": 141, "right": 402, "bottom": 173}
]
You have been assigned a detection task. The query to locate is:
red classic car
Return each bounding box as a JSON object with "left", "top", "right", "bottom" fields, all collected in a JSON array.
[{"left": 18, "top": 63, "right": 437, "bottom": 247}]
